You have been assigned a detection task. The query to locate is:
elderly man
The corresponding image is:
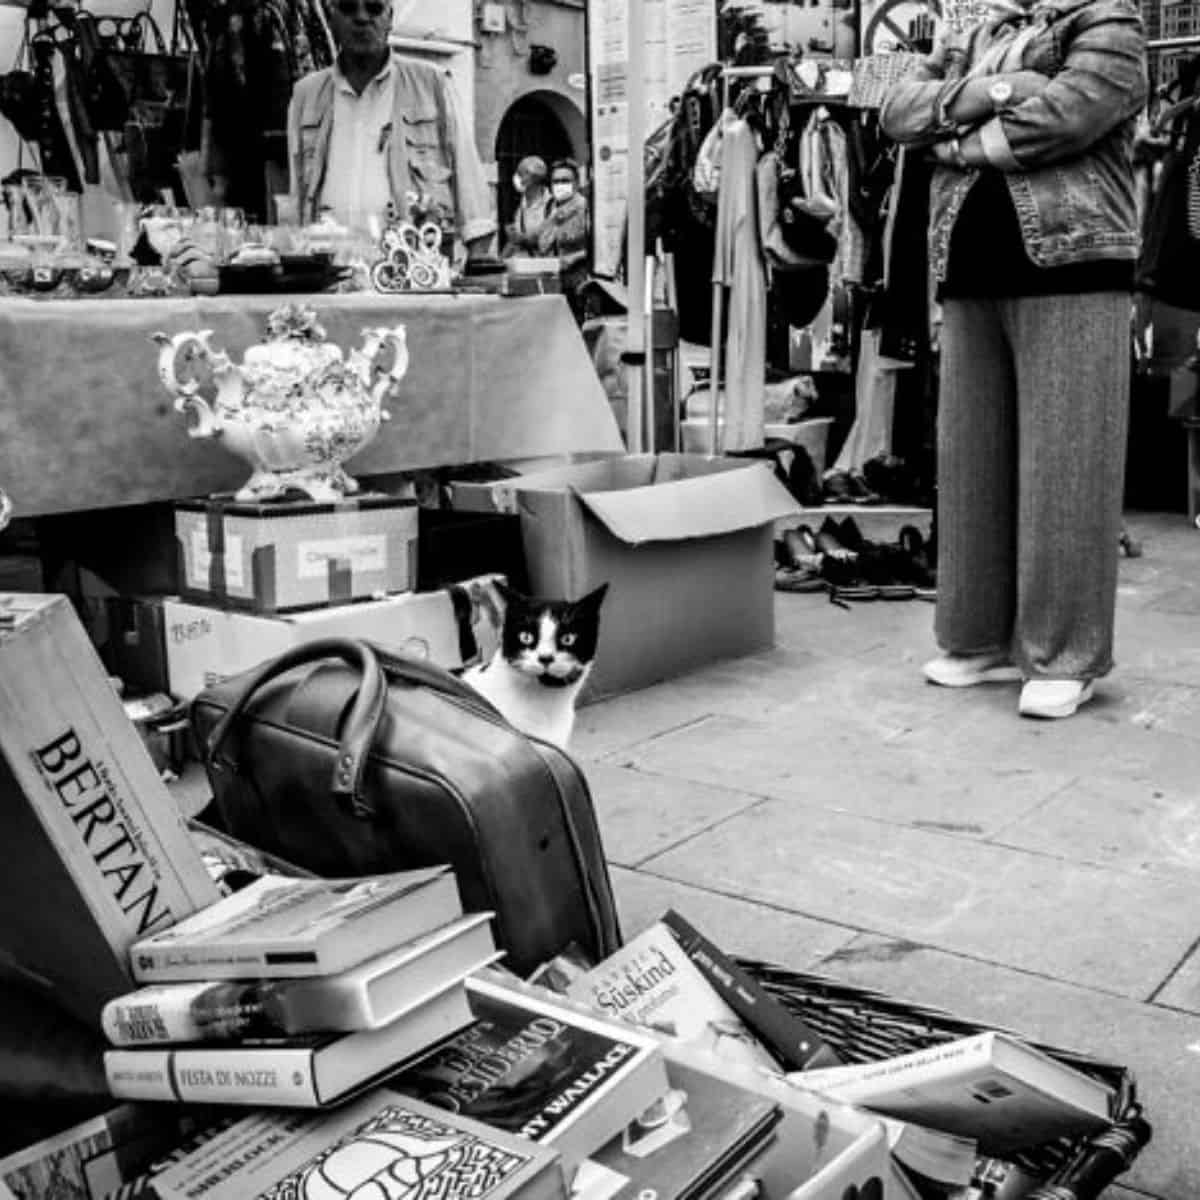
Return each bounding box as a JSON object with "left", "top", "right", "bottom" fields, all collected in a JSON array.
[{"left": 287, "top": 0, "right": 495, "bottom": 255}]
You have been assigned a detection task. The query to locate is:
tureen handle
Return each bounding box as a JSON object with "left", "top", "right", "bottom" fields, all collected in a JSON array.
[
  {"left": 151, "top": 330, "right": 215, "bottom": 396},
  {"left": 363, "top": 325, "right": 409, "bottom": 404}
]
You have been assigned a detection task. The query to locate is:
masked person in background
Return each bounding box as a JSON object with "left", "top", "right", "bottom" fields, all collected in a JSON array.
[
  {"left": 287, "top": 0, "right": 495, "bottom": 257},
  {"left": 504, "top": 156, "right": 550, "bottom": 258},
  {"left": 538, "top": 159, "right": 590, "bottom": 320},
  {"left": 880, "top": 0, "right": 1146, "bottom": 720}
]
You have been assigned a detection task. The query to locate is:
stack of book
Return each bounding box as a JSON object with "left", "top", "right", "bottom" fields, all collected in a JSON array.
[{"left": 102, "top": 866, "right": 502, "bottom": 1109}]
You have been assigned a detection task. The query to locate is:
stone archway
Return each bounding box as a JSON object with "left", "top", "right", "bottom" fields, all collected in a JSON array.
[{"left": 493, "top": 89, "right": 587, "bottom": 251}]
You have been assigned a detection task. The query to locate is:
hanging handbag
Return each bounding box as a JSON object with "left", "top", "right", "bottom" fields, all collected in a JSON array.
[{"left": 190, "top": 639, "right": 623, "bottom": 976}]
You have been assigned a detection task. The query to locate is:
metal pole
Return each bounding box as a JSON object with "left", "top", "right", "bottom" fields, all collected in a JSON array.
[{"left": 625, "top": 0, "right": 647, "bottom": 454}]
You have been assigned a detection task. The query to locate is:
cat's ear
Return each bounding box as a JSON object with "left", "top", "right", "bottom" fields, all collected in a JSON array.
[{"left": 578, "top": 582, "right": 610, "bottom": 610}]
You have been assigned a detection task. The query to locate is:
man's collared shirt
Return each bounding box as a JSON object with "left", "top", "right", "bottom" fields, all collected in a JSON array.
[{"left": 319, "top": 58, "right": 396, "bottom": 230}]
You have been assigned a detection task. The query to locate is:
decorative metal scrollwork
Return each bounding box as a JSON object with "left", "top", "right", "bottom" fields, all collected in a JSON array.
[{"left": 371, "top": 221, "right": 452, "bottom": 293}]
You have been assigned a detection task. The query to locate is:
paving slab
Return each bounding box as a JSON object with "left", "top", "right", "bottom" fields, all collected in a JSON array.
[
  {"left": 617, "top": 711, "right": 1075, "bottom": 838},
  {"left": 807, "top": 934, "right": 1200, "bottom": 1200},
  {"left": 990, "top": 773, "right": 1200, "bottom": 882},
  {"left": 609, "top": 864, "right": 857, "bottom": 969},
  {"left": 586, "top": 761, "right": 766, "bottom": 868},
  {"left": 636, "top": 794, "right": 1200, "bottom": 998}
]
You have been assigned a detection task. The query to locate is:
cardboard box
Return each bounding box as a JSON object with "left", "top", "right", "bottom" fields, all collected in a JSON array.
[
  {"left": 417, "top": 508, "right": 529, "bottom": 592},
  {"left": 658, "top": 1042, "right": 891, "bottom": 1200},
  {"left": 453, "top": 454, "right": 799, "bottom": 699},
  {"left": 0, "top": 594, "right": 220, "bottom": 1028},
  {"left": 164, "top": 590, "right": 465, "bottom": 700},
  {"left": 175, "top": 494, "right": 419, "bottom": 614}
]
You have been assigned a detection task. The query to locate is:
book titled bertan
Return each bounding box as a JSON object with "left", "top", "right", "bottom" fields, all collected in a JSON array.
[
  {"left": 0, "top": 593, "right": 219, "bottom": 1028},
  {"left": 792, "top": 1031, "right": 1114, "bottom": 1155},
  {"left": 129, "top": 867, "right": 462, "bottom": 982}
]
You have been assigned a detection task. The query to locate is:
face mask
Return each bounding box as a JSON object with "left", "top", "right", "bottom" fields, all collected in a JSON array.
[
  {"left": 513, "top": 175, "right": 526, "bottom": 195},
  {"left": 551, "top": 183, "right": 573, "bottom": 203}
]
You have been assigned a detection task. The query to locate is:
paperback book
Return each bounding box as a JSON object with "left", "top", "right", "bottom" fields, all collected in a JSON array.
[
  {"left": 565, "top": 922, "right": 780, "bottom": 1073},
  {"left": 129, "top": 867, "right": 462, "bottom": 982},
  {"left": 0, "top": 1106, "right": 216, "bottom": 1200},
  {"left": 793, "top": 1032, "right": 1114, "bottom": 1155},
  {"left": 146, "top": 1090, "right": 568, "bottom": 1200},
  {"left": 660, "top": 910, "right": 841, "bottom": 1071},
  {"left": 385, "top": 972, "right": 671, "bottom": 1176},
  {"left": 104, "top": 975, "right": 475, "bottom": 1108},
  {"left": 104, "top": 913, "right": 498, "bottom": 1042}
]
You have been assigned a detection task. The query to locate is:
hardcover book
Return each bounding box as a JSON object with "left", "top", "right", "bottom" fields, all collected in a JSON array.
[
  {"left": 146, "top": 1090, "right": 567, "bottom": 1200},
  {"left": 584, "top": 1061, "right": 782, "bottom": 1200},
  {"left": 793, "top": 1032, "right": 1114, "bottom": 1156},
  {"left": 0, "top": 593, "right": 220, "bottom": 1028},
  {"left": 105, "top": 913, "right": 498, "bottom": 1043},
  {"left": 129, "top": 867, "right": 462, "bottom": 982},
  {"left": 104, "top": 975, "right": 475, "bottom": 1108},
  {"left": 660, "top": 910, "right": 842, "bottom": 1071},
  {"left": 565, "top": 922, "right": 780, "bottom": 1073},
  {"left": 385, "top": 972, "right": 671, "bottom": 1176}
]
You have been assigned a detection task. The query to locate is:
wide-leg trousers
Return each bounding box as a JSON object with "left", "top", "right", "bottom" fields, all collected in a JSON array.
[{"left": 935, "top": 292, "right": 1131, "bottom": 680}]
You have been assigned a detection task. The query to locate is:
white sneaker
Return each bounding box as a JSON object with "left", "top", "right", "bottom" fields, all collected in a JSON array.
[
  {"left": 923, "top": 653, "right": 1022, "bottom": 688},
  {"left": 1019, "top": 679, "right": 1095, "bottom": 719}
]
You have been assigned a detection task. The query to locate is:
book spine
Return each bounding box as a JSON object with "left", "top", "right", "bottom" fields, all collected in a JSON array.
[
  {"left": 661, "top": 910, "right": 841, "bottom": 1071},
  {"left": 105, "top": 1047, "right": 321, "bottom": 1106},
  {"left": 103, "top": 982, "right": 288, "bottom": 1045},
  {"left": 103, "top": 976, "right": 380, "bottom": 1044}
]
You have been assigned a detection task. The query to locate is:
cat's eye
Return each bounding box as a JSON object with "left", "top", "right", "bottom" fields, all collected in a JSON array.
[
  {"left": 519, "top": 632, "right": 536, "bottom": 645},
  {"left": 560, "top": 633, "right": 577, "bottom": 647}
]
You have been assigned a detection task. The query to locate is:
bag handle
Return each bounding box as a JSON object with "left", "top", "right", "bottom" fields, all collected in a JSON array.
[{"left": 204, "top": 638, "right": 387, "bottom": 816}]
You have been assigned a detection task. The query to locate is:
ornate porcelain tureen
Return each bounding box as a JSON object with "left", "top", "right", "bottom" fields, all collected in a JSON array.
[{"left": 153, "top": 304, "right": 408, "bottom": 503}]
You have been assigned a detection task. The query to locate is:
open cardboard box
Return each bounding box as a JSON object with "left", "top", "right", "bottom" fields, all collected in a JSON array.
[
  {"left": 654, "top": 1041, "right": 891, "bottom": 1199},
  {"left": 452, "top": 454, "right": 800, "bottom": 701}
]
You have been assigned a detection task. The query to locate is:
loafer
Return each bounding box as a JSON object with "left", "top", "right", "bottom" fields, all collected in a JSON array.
[
  {"left": 1019, "top": 679, "right": 1095, "bottom": 719},
  {"left": 924, "top": 653, "right": 1022, "bottom": 688}
]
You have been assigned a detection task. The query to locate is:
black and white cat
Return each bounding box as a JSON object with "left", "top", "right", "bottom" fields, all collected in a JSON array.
[{"left": 463, "top": 581, "right": 608, "bottom": 751}]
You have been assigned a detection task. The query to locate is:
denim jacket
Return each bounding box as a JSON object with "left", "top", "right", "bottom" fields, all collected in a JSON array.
[
  {"left": 288, "top": 57, "right": 495, "bottom": 243},
  {"left": 879, "top": 0, "right": 1147, "bottom": 281}
]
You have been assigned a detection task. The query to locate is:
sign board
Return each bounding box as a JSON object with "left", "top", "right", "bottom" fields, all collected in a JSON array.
[
  {"left": 587, "top": 0, "right": 716, "bottom": 276},
  {"left": 858, "top": 0, "right": 987, "bottom": 53}
]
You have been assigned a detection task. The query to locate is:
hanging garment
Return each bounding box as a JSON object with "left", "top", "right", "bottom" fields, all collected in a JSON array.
[
  {"left": 832, "top": 327, "right": 910, "bottom": 474},
  {"left": 712, "top": 115, "right": 767, "bottom": 452},
  {"left": 1137, "top": 103, "right": 1200, "bottom": 312},
  {"left": 29, "top": 40, "right": 81, "bottom": 190}
]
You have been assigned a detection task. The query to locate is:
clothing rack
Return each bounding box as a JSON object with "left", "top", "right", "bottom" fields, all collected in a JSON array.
[
  {"left": 1148, "top": 35, "right": 1200, "bottom": 51},
  {"left": 708, "top": 60, "right": 857, "bottom": 457}
]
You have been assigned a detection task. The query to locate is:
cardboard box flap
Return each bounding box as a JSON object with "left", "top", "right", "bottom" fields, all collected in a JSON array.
[{"left": 576, "top": 460, "right": 799, "bottom": 545}]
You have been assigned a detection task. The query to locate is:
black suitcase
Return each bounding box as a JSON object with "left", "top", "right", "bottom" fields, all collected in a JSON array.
[{"left": 190, "top": 638, "right": 622, "bottom": 976}]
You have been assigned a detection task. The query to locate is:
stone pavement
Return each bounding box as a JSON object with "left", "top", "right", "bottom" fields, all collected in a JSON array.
[{"left": 571, "top": 511, "right": 1200, "bottom": 1200}]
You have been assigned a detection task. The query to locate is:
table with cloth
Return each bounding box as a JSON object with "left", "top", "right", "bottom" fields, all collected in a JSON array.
[{"left": 0, "top": 292, "right": 623, "bottom": 517}]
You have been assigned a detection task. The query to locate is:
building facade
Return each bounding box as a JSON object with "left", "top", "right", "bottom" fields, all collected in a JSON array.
[{"left": 472, "top": 0, "right": 590, "bottom": 250}]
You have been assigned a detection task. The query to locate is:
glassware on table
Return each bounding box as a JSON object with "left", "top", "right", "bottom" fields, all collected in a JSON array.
[{"left": 219, "top": 206, "right": 247, "bottom": 260}]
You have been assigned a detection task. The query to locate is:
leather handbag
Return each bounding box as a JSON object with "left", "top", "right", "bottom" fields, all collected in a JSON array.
[{"left": 190, "top": 639, "right": 623, "bottom": 976}]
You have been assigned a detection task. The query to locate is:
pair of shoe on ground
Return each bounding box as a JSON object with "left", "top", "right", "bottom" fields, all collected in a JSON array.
[
  {"left": 776, "top": 516, "right": 936, "bottom": 600},
  {"left": 924, "top": 653, "right": 1094, "bottom": 719}
]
